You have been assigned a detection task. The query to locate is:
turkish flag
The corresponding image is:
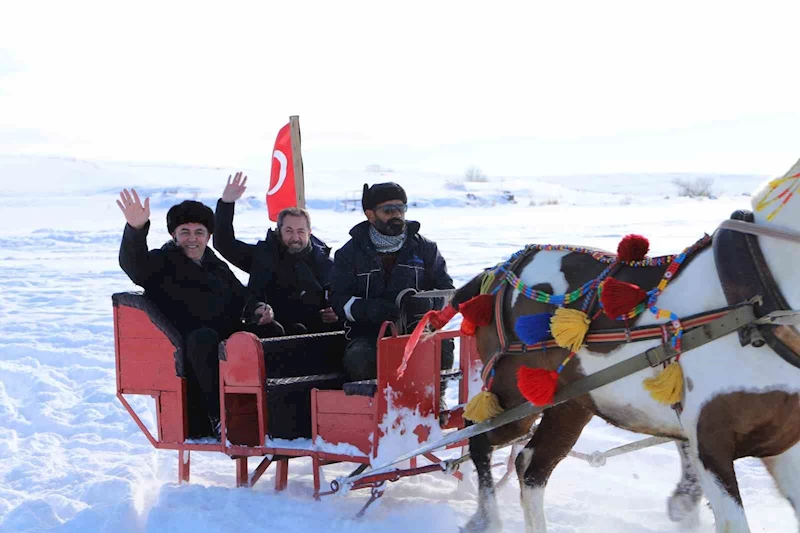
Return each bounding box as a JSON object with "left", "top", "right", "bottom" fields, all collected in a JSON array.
[{"left": 267, "top": 122, "right": 298, "bottom": 221}]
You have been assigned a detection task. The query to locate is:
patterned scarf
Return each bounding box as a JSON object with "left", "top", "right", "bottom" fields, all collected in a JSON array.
[{"left": 369, "top": 225, "right": 407, "bottom": 253}]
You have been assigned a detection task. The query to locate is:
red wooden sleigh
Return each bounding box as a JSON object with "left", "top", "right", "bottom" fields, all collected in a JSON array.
[{"left": 112, "top": 292, "right": 481, "bottom": 496}]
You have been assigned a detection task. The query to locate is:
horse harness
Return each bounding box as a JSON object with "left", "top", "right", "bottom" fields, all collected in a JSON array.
[
  {"left": 343, "top": 213, "right": 800, "bottom": 488},
  {"left": 481, "top": 211, "right": 800, "bottom": 386},
  {"left": 715, "top": 210, "right": 800, "bottom": 370}
]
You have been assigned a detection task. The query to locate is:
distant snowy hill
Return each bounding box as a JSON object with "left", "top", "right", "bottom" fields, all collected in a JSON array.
[{"left": 0, "top": 154, "right": 767, "bottom": 211}]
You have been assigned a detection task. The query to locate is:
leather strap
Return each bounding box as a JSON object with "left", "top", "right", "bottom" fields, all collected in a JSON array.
[
  {"left": 719, "top": 218, "right": 800, "bottom": 244},
  {"left": 715, "top": 211, "right": 800, "bottom": 369}
]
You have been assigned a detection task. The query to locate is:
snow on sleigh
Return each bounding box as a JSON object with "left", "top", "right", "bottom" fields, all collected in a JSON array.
[{"left": 112, "top": 291, "right": 482, "bottom": 500}]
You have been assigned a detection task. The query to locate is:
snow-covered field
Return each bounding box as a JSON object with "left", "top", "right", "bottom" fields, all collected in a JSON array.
[{"left": 0, "top": 155, "right": 795, "bottom": 532}]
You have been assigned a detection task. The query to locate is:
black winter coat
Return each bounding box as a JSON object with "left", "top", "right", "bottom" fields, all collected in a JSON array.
[
  {"left": 213, "top": 200, "right": 336, "bottom": 332},
  {"left": 119, "top": 222, "right": 248, "bottom": 338},
  {"left": 329, "top": 220, "right": 453, "bottom": 340}
]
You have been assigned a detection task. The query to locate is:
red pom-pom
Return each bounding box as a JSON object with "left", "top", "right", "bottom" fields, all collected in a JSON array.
[
  {"left": 517, "top": 366, "right": 559, "bottom": 406},
  {"left": 430, "top": 304, "right": 458, "bottom": 330},
  {"left": 617, "top": 234, "right": 649, "bottom": 262},
  {"left": 460, "top": 318, "right": 477, "bottom": 336},
  {"left": 459, "top": 294, "right": 494, "bottom": 327},
  {"left": 600, "top": 277, "right": 647, "bottom": 319}
]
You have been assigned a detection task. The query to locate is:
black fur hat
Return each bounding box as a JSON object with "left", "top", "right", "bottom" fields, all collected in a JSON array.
[
  {"left": 166, "top": 200, "right": 215, "bottom": 234},
  {"left": 362, "top": 182, "right": 407, "bottom": 211}
]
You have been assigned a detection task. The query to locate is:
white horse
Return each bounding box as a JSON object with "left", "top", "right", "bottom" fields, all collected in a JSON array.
[{"left": 456, "top": 157, "right": 800, "bottom": 533}]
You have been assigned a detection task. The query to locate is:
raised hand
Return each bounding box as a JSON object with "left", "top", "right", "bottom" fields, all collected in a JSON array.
[
  {"left": 116, "top": 188, "right": 150, "bottom": 230},
  {"left": 221, "top": 172, "right": 248, "bottom": 203}
]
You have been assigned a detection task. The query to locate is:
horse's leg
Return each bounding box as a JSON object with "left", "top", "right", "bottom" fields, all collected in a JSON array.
[
  {"left": 693, "top": 417, "right": 751, "bottom": 533},
  {"left": 462, "top": 429, "right": 502, "bottom": 533},
  {"left": 667, "top": 439, "right": 703, "bottom": 522},
  {"left": 516, "top": 400, "right": 593, "bottom": 533},
  {"left": 762, "top": 441, "right": 800, "bottom": 527}
]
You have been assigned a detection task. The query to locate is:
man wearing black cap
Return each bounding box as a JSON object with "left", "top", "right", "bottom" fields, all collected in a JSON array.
[
  {"left": 329, "top": 182, "right": 454, "bottom": 382},
  {"left": 116, "top": 188, "right": 282, "bottom": 439}
]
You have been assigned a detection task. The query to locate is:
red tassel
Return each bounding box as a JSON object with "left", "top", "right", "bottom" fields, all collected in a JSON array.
[
  {"left": 430, "top": 304, "right": 458, "bottom": 330},
  {"left": 600, "top": 277, "right": 647, "bottom": 319},
  {"left": 459, "top": 294, "right": 494, "bottom": 326},
  {"left": 517, "top": 366, "right": 559, "bottom": 406},
  {"left": 460, "top": 318, "right": 477, "bottom": 336},
  {"left": 617, "top": 234, "right": 650, "bottom": 262}
]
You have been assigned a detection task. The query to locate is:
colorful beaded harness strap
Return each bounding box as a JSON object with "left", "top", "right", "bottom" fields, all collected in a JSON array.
[{"left": 476, "top": 234, "right": 712, "bottom": 394}]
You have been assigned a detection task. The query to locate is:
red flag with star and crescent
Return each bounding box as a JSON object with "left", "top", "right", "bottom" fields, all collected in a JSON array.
[{"left": 267, "top": 122, "right": 298, "bottom": 222}]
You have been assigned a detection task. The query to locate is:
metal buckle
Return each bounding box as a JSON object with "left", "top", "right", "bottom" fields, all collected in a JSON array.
[{"left": 644, "top": 347, "right": 664, "bottom": 367}]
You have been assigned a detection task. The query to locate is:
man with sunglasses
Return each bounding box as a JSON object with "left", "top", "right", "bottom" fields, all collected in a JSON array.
[{"left": 329, "top": 182, "right": 454, "bottom": 382}]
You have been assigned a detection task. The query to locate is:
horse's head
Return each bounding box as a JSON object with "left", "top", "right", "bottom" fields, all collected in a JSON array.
[{"left": 752, "top": 156, "right": 800, "bottom": 230}]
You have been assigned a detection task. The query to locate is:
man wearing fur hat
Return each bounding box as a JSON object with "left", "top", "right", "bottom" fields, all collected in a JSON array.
[
  {"left": 116, "top": 189, "right": 282, "bottom": 439},
  {"left": 329, "top": 182, "right": 454, "bottom": 382}
]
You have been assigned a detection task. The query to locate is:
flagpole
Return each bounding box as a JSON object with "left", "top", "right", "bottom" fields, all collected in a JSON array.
[{"left": 289, "top": 115, "right": 306, "bottom": 209}]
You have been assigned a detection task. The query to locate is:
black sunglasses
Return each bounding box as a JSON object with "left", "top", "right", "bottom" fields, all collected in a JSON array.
[{"left": 374, "top": 204, "right": 408, "bottom": 215}]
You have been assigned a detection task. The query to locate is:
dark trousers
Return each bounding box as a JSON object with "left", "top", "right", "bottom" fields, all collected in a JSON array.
[
  {"left": 184, "top": 321, "right": 285, "bottom": 438},
  {"left": 343, "top": 336, "right": 454, "bottom": 382}
]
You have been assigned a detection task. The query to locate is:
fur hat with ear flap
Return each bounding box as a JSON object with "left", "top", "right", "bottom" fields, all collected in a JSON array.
[
  {"left": 362, "top": 182, "right": 407, "bottom": 212},
  {"left": 166, "top": 200, "right": 215, "bottom": 234}
]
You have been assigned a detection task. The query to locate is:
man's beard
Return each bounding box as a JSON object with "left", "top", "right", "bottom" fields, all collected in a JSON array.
[
  {"left": 284, "top": 240, "right": 310, "bottom": 255},
  {"left": 373, "top": 217, "right": 406, "bottom": 236}
]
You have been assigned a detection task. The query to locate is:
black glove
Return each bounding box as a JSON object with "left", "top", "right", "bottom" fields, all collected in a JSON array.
[{"left": 351, "top": 298, "right": 399, "bottom": 323}]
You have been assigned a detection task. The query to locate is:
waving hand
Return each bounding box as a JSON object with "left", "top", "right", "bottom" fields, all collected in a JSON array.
[
  {"left": 221, "top": 172, "right": 248, "bottom": 203},
  {"left": 116, "top": 188, "right": 150, "bottom": 230}
]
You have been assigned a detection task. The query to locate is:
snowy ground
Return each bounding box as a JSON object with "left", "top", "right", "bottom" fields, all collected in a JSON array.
[{"left": 0, "top": 156, "right": 795, "bottom": 532}]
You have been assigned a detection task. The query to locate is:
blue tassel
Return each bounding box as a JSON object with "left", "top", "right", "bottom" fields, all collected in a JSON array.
[{"left": 515, "top": 313, "right": 553, "bottom": 345}]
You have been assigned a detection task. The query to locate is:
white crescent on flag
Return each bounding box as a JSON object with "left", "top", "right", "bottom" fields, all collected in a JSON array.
[{"left": 268, "top": 150, "right": 288, "bottom": 196}]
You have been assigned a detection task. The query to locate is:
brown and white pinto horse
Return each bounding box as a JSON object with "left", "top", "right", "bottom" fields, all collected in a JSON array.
[{"left": 451, "top": 159, "right": 800, "bottom": 533}]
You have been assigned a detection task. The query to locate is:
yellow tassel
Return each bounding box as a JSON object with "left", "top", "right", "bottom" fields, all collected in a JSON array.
[
  {"left": 643, "top": 362, "right": 684, "bottom": 404},
  {"left": 463, "top": 391, "right": 504, "bottom": 422},
  {"left": 480, "top": 270, "right": 496, "bottom": 295},
  {"left": 550, "top": 308, "right": 591, "bottom": 352}
]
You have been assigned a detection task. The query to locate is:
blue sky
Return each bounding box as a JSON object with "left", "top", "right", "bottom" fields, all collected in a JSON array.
[{"left": 1, "top": 0, "right": 798, "bottom": 178}]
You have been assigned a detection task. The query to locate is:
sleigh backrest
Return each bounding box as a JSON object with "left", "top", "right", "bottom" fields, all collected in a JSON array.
[{"left": 112, "top": 292, "right": 187, "bottom": 444}]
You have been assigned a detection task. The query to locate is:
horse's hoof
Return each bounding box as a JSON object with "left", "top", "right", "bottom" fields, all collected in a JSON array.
[{"left": 667, "top": 491, "right": 701, "bottom": 523}]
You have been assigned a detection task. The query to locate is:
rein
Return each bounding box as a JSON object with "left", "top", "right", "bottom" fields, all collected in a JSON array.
[{"left": 718, "top": 218, "right": 800, "bottom": 245}]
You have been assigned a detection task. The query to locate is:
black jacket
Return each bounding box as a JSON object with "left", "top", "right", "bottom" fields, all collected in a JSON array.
[
  {"left": 213, "top": 200, "right": 335, "bottom": 332},
  {"left": 329, "top": 220, "right": 453, "bottom": 339},
  {"left": 119, "top": 221, "right": 248, "bottom": 338}
]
